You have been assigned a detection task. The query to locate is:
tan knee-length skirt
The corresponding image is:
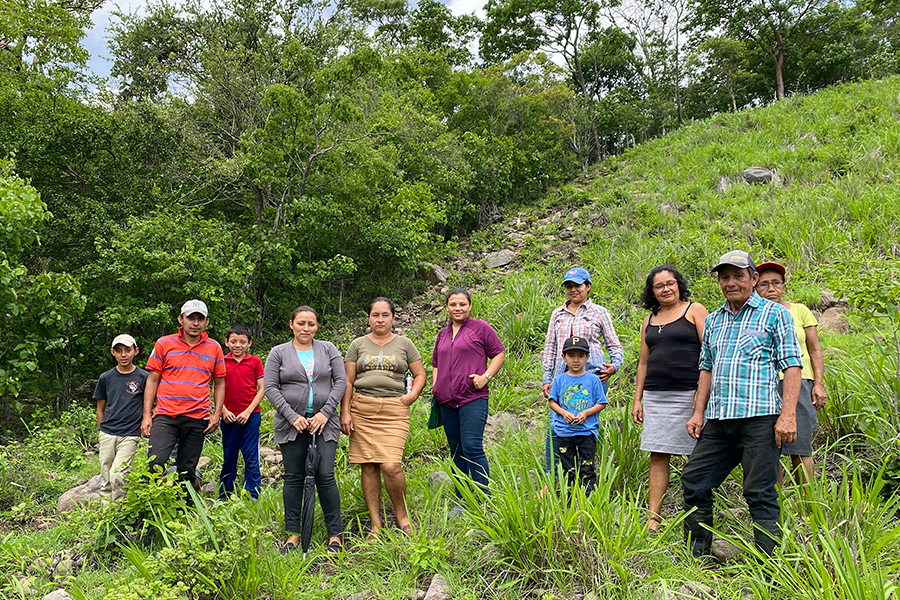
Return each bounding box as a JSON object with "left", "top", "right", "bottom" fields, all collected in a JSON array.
[{"left": 348, "top": 392, "right": 410, "bottom": 463}]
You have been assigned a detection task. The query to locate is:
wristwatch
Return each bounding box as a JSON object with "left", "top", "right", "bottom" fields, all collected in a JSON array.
[{"left": 484, "top": 373, "right": 492, "bottom": 381}]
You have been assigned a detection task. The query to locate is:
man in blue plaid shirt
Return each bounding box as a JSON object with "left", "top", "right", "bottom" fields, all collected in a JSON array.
[{"left": 681, "top": 250, "right": 802, "bottom": 558}]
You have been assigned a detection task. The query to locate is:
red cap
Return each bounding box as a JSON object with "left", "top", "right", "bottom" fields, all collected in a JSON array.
[{"left": 756, "top": 262, "right": 786, "bottom": 277}]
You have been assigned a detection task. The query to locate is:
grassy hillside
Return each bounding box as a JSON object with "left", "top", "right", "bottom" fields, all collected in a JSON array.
[{"left": 3, "top": 78, "right": 900, "bottom": 600}]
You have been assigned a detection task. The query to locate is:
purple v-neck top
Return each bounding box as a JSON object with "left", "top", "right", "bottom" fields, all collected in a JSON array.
[{"left": 431, "top": 318, "right": 505, "bottom": 409}]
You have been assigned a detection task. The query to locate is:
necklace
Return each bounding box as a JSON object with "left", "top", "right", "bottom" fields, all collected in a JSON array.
[{"left": 656, "top": 302, "right": 683, "bottom": 333}]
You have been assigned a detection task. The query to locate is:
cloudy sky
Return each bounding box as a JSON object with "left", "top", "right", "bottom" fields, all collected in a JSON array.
[{"left": 83, "top": 0, "right": 487, "bottom": 78}]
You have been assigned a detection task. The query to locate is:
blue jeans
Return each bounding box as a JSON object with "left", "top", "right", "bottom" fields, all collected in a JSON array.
[
  {"left": 681, "top": 415, "right": 782, "bottom": 555},
  {"left": 439, "top": 398, "right": 490, "bottom": 497},
  {"left": 219, "top": 412, "right": 262, "bottom": 499}
]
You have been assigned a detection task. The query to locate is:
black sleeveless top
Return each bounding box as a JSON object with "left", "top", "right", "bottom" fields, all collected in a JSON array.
[{"left": 644, "top": 303, "right": 701, "bottom": 391}]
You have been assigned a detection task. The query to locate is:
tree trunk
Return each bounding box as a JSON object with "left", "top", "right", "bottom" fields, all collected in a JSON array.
[{"left": 774, "top": 51, "right": 785, "bottom": 100}]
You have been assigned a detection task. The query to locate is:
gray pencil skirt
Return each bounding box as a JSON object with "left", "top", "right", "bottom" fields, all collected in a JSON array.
[
  {"left": 640, "top": 389, "right": 699, "bottom": 456},
  {"left": 779, "top": 379, "right": 817, "bottom": 457}
]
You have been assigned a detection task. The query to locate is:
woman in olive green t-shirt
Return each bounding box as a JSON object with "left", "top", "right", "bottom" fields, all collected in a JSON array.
[{"left": 340, "top": 297, "right": 426, "bottom": 538}]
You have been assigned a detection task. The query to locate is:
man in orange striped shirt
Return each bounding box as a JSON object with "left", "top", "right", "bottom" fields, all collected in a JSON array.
[{"left": 142, "top": 299, "right": 226, "bottom": 488}]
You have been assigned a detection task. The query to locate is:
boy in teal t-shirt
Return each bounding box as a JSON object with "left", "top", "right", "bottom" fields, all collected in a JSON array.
[{"left": 548, "top": 336, "right": 608, "bottom": 494}]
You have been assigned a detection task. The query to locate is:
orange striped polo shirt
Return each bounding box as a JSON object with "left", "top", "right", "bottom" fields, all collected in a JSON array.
[{"left": 146, "top": 328, "right": 226, "bottom": 418}]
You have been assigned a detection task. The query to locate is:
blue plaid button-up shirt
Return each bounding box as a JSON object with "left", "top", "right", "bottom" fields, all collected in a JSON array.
[{"left": 700, "top": 292, "right": 802, "bottom": 419}]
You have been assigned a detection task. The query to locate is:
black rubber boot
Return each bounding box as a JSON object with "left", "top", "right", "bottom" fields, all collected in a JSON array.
[
  {"left": 753, "top": 520, "right": 780, "bottom": 557},
  {"left": 684, "top": 508, "right": 714, "bottom": 557}
]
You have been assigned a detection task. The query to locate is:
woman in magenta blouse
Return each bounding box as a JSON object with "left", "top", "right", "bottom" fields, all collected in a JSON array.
[{"left": 431, "top": 288, "right": 505, "bottom": 513}]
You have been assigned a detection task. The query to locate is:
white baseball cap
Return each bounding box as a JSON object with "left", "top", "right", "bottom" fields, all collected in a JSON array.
[
  {"left": 111, "top": 334, "right": 137, "bottom": 349},
  {"left": 180, "top": 299, "right": 209, "bottom": 317}
]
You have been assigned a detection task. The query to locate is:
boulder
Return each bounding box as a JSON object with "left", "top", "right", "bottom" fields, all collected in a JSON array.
[
  {"left": 711, "top": 539, "right": 740, "bottom": 564},
  {"left": 485, "top": 412, "right": 519, "bottom": 437},
  {"left": 42, "top": 590, "right": 74, "bottom": 600},
  {"left": 200, "top": 482, "right": 216, "bottom": 494},
  {"left": 423, "top": 574, "right": 451, "bottom": 600},
  {"left": 56, "top": 475, "right": 103, "bottom": 513},
  {"left": 819, "top": 291, "right": 849, "bottom": 309},
  {"left": 742, "top": 167, "right": 774, "bottom": 184},
  {"left": 423, "top": 263, "right": 450, "bottom": 286},
  {"left": 818, "top": 307, "right": 849, "bottom": 333},
  {"left": 485, "top": 249, "right": 515, "bottom": 269},
  {"left": 428, "top": 471, "right": 453, "bottom": 488}
]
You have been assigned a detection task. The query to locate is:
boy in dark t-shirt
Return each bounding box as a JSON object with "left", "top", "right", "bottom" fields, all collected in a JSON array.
[
  {"left": 548, "top": 336, "right": 608, "bottom": 495},
  {"left": 94, "top": 334, "right": 148, "bottom": 502}
]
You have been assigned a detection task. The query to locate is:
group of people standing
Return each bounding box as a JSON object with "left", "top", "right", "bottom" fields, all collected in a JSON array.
[{"left": 92, "top": 248, "right": 826, "bottom": 559}]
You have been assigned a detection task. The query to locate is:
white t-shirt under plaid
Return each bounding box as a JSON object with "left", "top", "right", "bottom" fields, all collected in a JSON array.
[{"left": 542, "top": 299, "right": 624, "bottom": 384}]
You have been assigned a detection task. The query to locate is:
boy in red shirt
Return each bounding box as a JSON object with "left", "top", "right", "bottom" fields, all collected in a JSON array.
[
  {"left": 142, "top": 299, "right": 226, "bottom": 489},
  {"left": 219, "top": 324, "right": 264, "bottom": 499}
]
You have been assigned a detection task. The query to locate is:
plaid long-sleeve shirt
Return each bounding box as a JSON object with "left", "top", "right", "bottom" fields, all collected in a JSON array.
[
  {"left": 700, "top": 292, "right": 802, "bottom": 419},
  {"left": 542, "top": 299, "right": 624, "bottom": 384}
]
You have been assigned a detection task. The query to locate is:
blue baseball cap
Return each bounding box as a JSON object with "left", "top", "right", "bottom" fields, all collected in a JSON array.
[{"left": 562, "top": 267, "right": 591, "bottom": 285}]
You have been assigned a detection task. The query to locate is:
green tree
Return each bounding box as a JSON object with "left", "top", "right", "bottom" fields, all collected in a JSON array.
[
  {"left": 686, "top": 37, "right": 754, "bottom": 112},
  {"left": 481, "top": 0, "right": 631, "bottom": 162},
  {"left": 0, "top": 161, "right": 85, "bottom": 413},
  {"left": 690, "top": 0, "right": 840, "bottom": 100}
]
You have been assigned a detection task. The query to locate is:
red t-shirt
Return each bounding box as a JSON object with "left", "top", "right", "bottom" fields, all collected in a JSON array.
[
  {"left": 223, "top": 353, "right": 264, "bottom": 414},
  {"left": 146, "top": 328, "right": 226, "bottom": 418}
]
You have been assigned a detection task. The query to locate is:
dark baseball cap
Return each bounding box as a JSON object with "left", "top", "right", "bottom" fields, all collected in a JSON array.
[
  {"left": 711, "top": 250, "right": 756, "bottom": 274},
  {"left": 562, "top": 336, "right": 590, "bottom": 354}
]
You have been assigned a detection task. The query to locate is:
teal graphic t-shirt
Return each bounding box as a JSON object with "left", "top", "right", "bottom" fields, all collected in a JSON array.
[{"left": 548, "top": 372, "right": 607, "bottom": 438}]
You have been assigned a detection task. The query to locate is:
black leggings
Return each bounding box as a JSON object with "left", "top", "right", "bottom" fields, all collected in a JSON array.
[{"left": 280, "top": 432, "right": 341, "bottom": 538}]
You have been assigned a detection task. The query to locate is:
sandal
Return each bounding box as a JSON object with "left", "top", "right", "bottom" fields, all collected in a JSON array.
[
  {"left": 399, "top": 523, "right": 413, "bottom": 537},
  {"left": 326, "top": 538, "right": 343, "bottom": 554},
  {"left": 279, "top": 541, "right": 297, "bottom": 555},
  {"left": 648, "top": 516, "right": 662, "bottom": 535}
]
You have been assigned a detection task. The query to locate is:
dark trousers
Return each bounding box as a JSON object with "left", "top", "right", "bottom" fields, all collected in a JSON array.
[
  {"left": 556, "top": 434, "right": 597, "bottom": 494},
  {"left": 439, "top": 398, "right": 490, "bottom": 497},
  {"left": 148, "top": 414, "right": 207, "bottom": 488},
  {"left": 280, "top": 432, "right": 341, "bottom": 538},
  {"left": 681, "top": 415, "right": 782, "bottom": 556},
  {"left": 219, "top": 412, "right": 262, "bottom": 499}
]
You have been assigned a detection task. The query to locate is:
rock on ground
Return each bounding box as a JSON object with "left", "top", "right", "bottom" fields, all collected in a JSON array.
[
  {"left": 819, "top": 291, "right": 849, "bottom": 309},
  {"left": 711, "top": 539, "right": 740, "bottom": 564},
  {"left": 42, "top": 591, "right": 73, "bottom": 600},
  {"left": 56, "top": 475, "right": 102, "bottom": 513},
  {"left": 421, "top": 263, "right": 451, "bottom": 285},
  {"left": 428, "top": 471, "right": 453, "bottom": 488},
  {"left": 423, "top": 574, "right": 451, "bottom": 600},
  {"left": 197, "top": 456, "right": 211, "bottom": 470},
  {"left": 485, "top": 249, "right": 515, "bottom": 269},
  {"left": 743, "top": 167, "right": 774, "bottom": 183},
  {"left": 818, "top": 307, "right": 849, "bottom": 333},
  {"left": 485, "top": 412, "right": 519, "bottom": 438}
]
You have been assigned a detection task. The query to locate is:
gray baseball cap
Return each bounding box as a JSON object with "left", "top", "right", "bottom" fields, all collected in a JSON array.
[
  {"left": 180, "top": 299, "right": 209, "bottom": 317},
  {"left": 711, "top": 250, "right": 756, "bottom": 274}
]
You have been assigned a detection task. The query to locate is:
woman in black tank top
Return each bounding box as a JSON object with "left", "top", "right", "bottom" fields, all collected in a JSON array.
[{"left": 632, "top": 266, "right": 708, "bottom": 533}]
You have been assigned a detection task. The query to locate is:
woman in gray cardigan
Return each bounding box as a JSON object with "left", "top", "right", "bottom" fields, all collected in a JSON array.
[{"left": 265, "top": 306, "right": 347, "bottom": 554}]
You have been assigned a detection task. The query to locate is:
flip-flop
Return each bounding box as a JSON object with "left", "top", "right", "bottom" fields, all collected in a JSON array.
[
  {"left": 648, "top": 516, "right": 662, "bottom": 535},
  {"left": 279, "top": 541, "right": 297, "bottom": 555},
  {"left": 399, "top": 524, "right": 413, "bottom": 536},
  {"left": 327, "top": 540, "right": 343, "bottom": 554}
]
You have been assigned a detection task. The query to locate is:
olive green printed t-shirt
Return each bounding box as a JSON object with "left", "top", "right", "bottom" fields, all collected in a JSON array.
[{"left": 345, "top": 335, "right": 421, "bottom": 398}]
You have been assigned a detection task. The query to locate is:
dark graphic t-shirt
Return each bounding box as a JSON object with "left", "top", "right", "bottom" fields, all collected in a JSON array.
[{"left": 93, "top": 367, "right": 149, "bottom": 437}]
